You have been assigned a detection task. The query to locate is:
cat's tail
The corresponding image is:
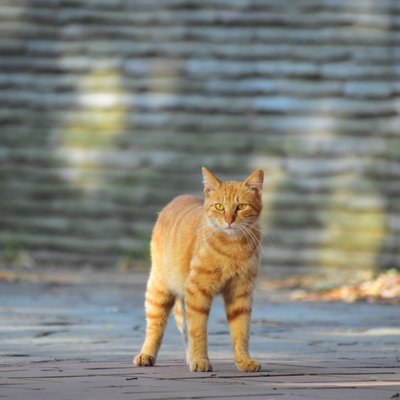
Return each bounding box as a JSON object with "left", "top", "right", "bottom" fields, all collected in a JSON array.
[{"left": 173, "top": 297, "right": 189, "bottom": 360}]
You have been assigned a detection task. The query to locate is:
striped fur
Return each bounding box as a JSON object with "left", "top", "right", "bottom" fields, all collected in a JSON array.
[{"left": 134, "top": 168, "right": 264, "bottom": 372}]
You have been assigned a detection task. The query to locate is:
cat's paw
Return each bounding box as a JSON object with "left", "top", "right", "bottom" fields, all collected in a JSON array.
[
  {"left": 236, "top": 358, "right": 261, "bottom": 372},
  {"left": 189, "top": 358, "right": 213, "bottom": 372},
  {"left": 134, "top": 353, "right": 155, "bottom": 367}
]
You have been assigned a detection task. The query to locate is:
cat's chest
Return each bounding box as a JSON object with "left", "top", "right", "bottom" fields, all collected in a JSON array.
[
  {"left": 202, "top": 239, "right": 257, "bottom": 265},
  {"left": 194, "top": 243, "right": 258, "bottom": 280},
  {"left": 220, "top": 253, "right": 258, "bottom": 279}
]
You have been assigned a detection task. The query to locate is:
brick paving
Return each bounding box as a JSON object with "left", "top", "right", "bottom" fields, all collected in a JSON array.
[
  {"left": 1, "top": 358, "right": 399, "bottom": 400},
  {"left": 0, "top": 269, "right": 399, "bottom": 399}
]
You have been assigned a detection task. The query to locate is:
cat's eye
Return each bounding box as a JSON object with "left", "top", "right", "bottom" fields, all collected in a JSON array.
[
  {"left": 215, "top": 203, "right": 225, "bottom": 211},
  {"left": 237, "top": 203, "right": 247, "bottom": 210}
]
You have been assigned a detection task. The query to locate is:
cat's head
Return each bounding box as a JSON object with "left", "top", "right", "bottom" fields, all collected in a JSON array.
[{"left": 202, "top": 167, "right": 264, "bottom": 236}]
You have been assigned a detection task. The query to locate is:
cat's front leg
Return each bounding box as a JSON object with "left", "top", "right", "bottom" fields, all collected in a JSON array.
[
  {"left": 184, "top": 276, "right": 213, "bottom": 372},
  {"left": 223, "top": 276, "right": 261, "bottom": 372}
]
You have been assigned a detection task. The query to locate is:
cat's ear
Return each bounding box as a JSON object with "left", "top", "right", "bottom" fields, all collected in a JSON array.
[
  {"left": 202, "top": 167, "right": 222, "bottom": 196},
  {"left": 243, "top": 169, "right": 264, "bottom": 196}
]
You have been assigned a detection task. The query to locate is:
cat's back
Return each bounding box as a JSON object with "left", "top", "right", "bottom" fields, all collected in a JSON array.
[
  {"left": 156, "top": 194, "right": 203, "bottom": 227},
  {"left": 151, "top": 195, "right": 204, "bottom": 289},
  {"left": 151, "top": 194, "right": 203, "bottom": 253}
]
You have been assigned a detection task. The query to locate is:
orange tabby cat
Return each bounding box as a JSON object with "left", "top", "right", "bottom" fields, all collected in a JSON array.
[{"left": 134, "top": 167, "right": 264, "bottom": 372}]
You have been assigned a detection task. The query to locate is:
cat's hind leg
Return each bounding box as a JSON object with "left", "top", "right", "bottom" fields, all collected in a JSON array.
[
  {"left": 134, "top": 276, "right": 175, "bottom": 367},
  {"left": 185, "top": 275, "right": 213, "bottom": 372}
]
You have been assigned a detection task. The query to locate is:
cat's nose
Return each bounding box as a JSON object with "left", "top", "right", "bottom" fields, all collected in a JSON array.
[{"left": 225, "top": 214, "right": 235, "bottom": 225}]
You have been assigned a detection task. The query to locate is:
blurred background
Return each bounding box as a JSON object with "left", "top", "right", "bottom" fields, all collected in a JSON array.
[{"left": 0, "top": 0, "right": 399, "bottom": 277}]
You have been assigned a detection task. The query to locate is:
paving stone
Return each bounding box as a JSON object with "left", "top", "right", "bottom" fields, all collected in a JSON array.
[{"left": 0, "top": 270, "right": 399, "bottom": 399}]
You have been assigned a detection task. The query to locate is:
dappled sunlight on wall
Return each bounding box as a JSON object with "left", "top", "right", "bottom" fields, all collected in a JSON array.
[
  {"left": 254, "top": 112, "right": 390, "bottom": 271},
  {"left": 58, "top": 68, "right": 128, "bottom": 191},
  {"left": 320, "top": 177, "right": 386, "bottom": 270},
  {"left": 1, "top": 0, "right": 399, "bottom": 270}
]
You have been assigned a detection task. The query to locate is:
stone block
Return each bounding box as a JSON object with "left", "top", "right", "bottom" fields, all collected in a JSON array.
[
  {"left": 0, "top": 0, "right": 399, "bottom": 269},
  {"left": 345, "top": 82, "right": 395, "bottom": 99}
]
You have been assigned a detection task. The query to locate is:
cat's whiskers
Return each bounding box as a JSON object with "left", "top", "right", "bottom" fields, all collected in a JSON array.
[
  {"left": 242, "top": 223, "right": 279, "bottom": 247},
  {"left": 241, "top": 221, "right": 263, "bottom": 237},
  {"left": 248, "top": 225, "right": 263, "bottom": 234},
  {"left": 253, "top": 227, "right": 277, "bottom": 246},
  {"left": 239, "top": 223, "right": 265, "bottom": 257},
  {"left": 238, "top": 227, "right": 257, "bottom": 253},
  {"left": 248, "top": 227, "right": 272, "bottom": 256},
  {"left": 238, "top": 224, "right": 258, "bottom": 250}
]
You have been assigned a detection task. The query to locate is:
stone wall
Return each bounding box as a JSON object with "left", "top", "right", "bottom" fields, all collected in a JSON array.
[{"left": 0, "top": 0, "right": 399, "bottom": 269}]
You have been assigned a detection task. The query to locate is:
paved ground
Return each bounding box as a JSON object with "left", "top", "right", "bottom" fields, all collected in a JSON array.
[{"left": 0, "top": 269, "right": 399, "bottom": 399}]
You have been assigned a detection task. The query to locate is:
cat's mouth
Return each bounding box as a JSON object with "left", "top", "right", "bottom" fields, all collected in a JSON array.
[
  {"left": 223, "top": 225, "right": 241, "bottom": 235},
  {"left": 209, "top": 220, "right": 242, "bottom": 236}
]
